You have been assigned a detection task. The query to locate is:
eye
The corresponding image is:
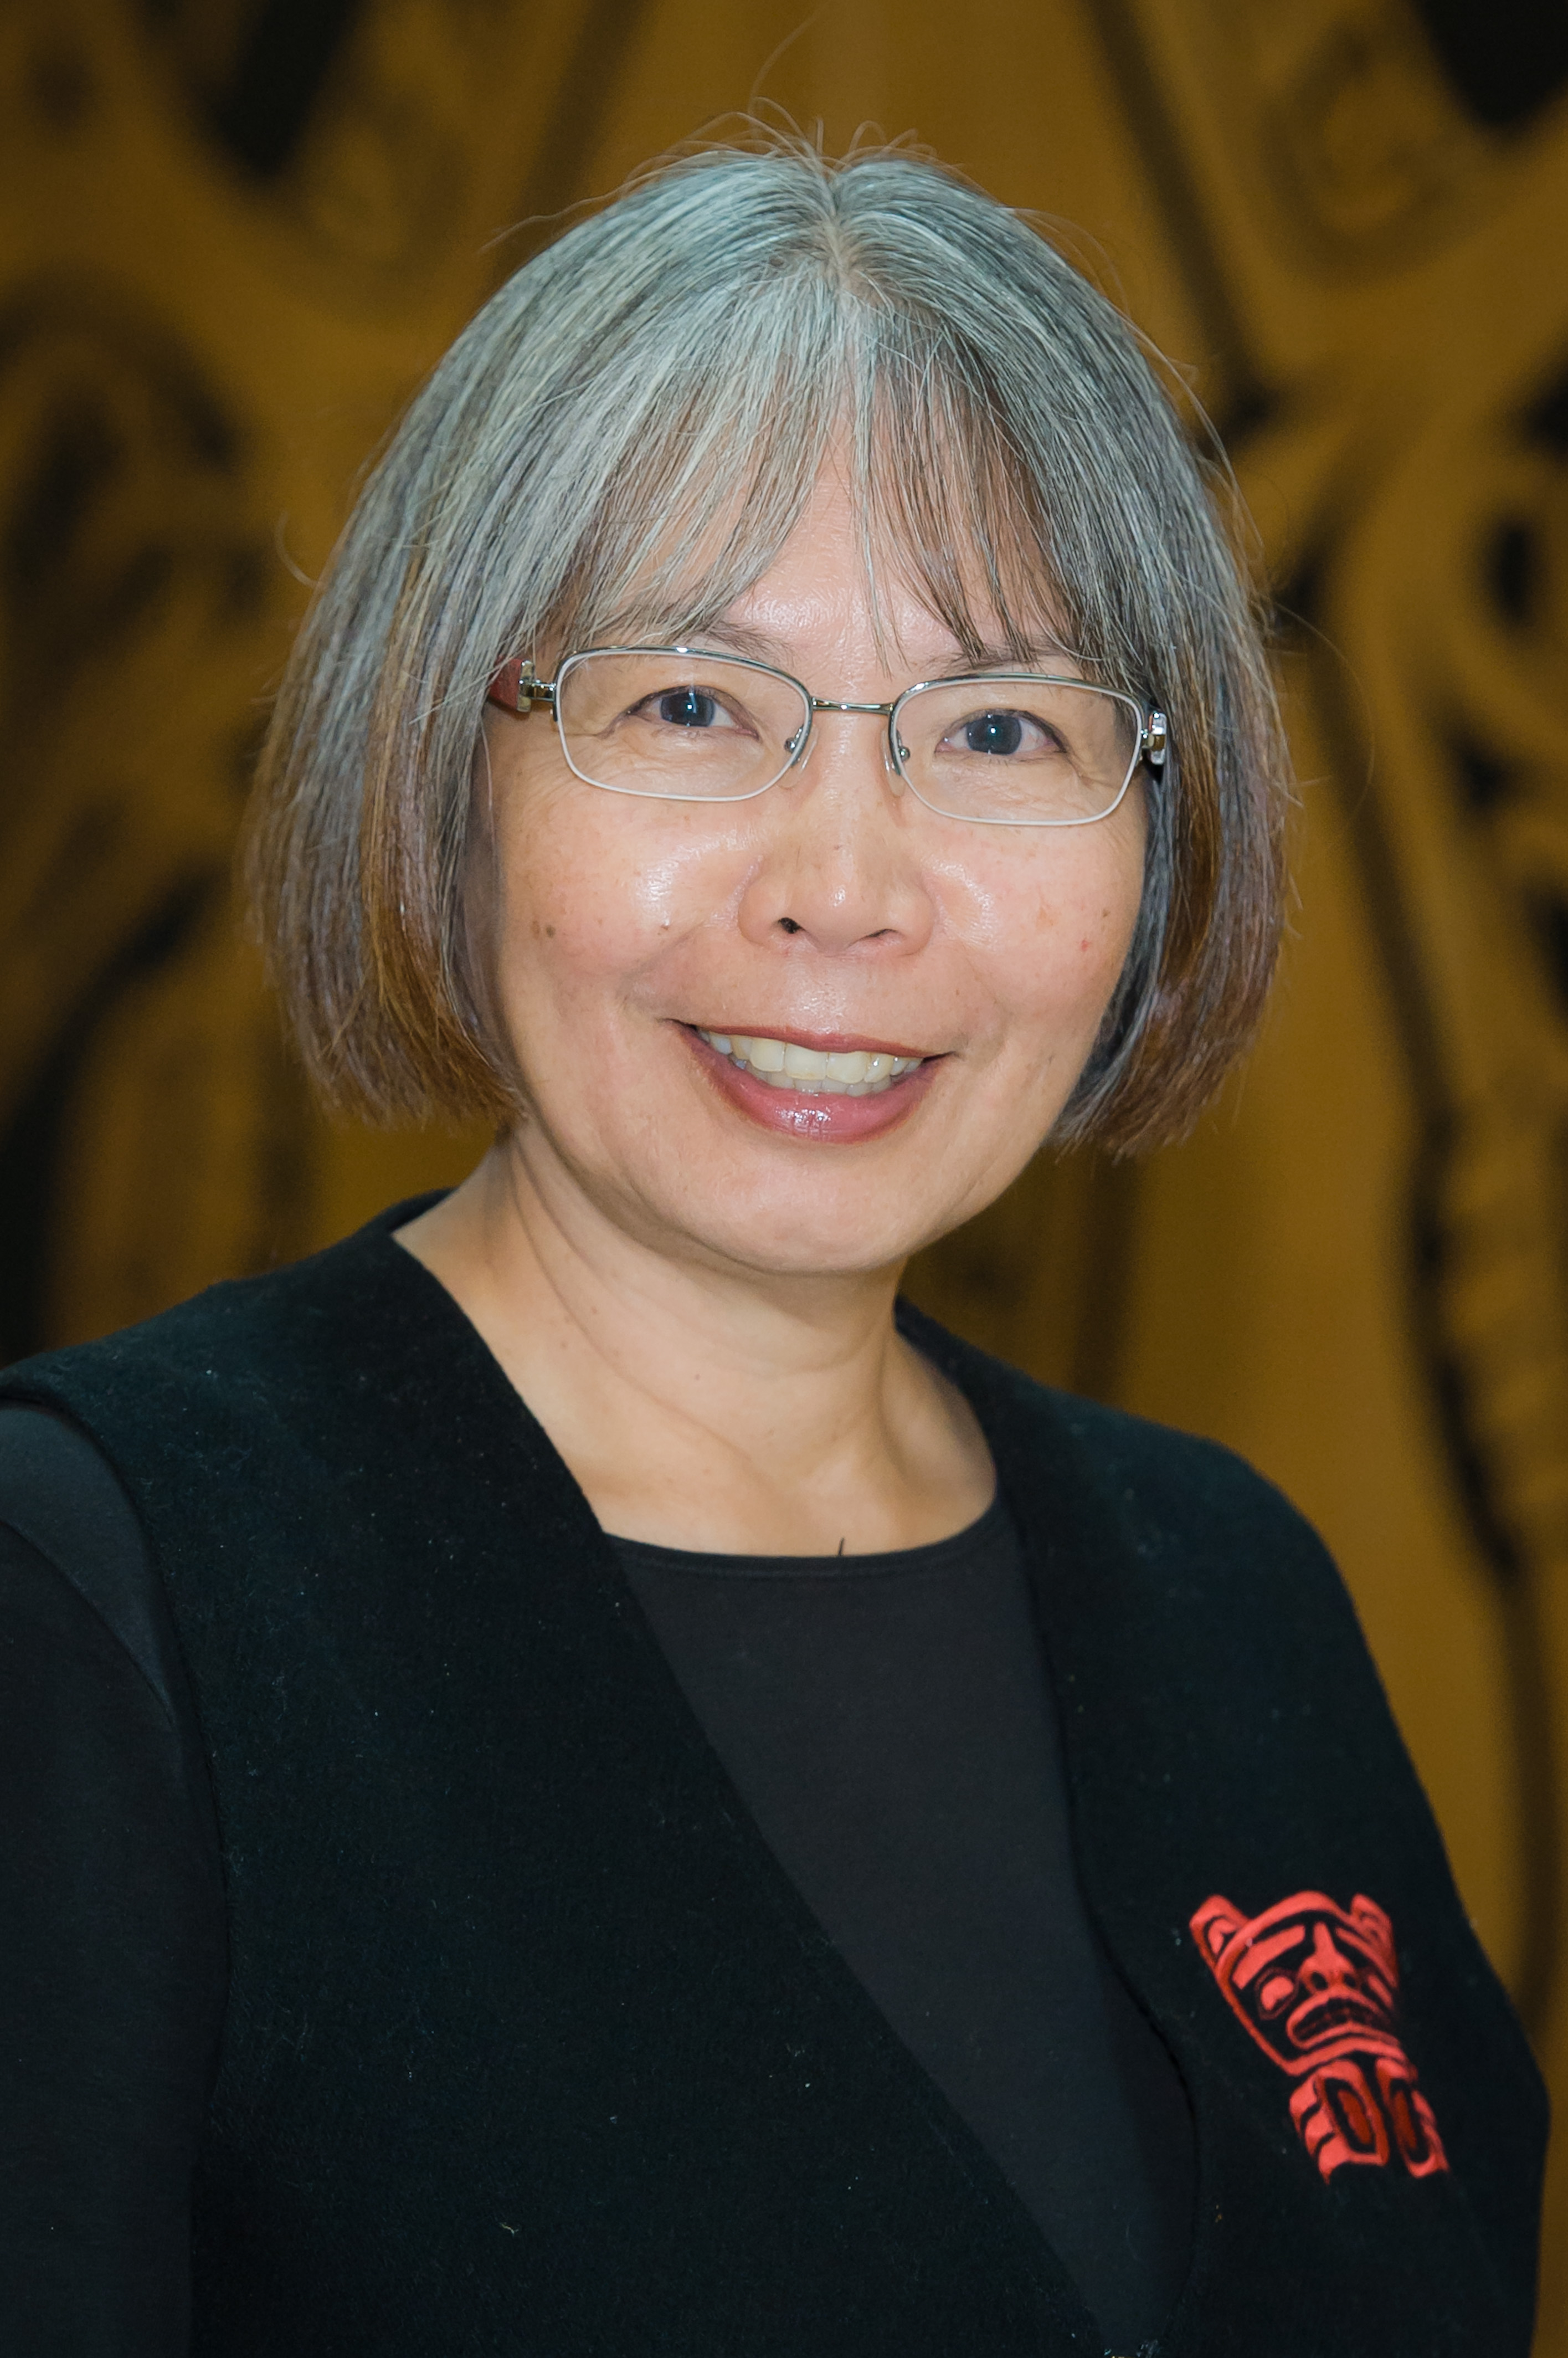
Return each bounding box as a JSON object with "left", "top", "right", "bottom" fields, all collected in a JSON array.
[
  {"left": 1258, "top": 1974, "right": 1295, "bottom": 2014},
  {"left": 943, "top": 706, "right": 1056, "bottom": 760},
  {"left": 640, "top": 686, "right": 744, "bottom": 731}
]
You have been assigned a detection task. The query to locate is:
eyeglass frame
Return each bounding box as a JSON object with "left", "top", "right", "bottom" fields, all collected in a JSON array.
[{"left": 486, "top": 644, "right": 1170, "bottom": 828}]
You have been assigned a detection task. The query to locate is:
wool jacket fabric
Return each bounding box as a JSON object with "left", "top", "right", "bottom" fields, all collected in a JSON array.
[{"left": 0, "top": 1201, "right": 1546, "bottom": 2356}]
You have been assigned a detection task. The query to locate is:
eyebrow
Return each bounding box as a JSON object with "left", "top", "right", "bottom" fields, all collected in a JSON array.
[{"left": 670, "top": 616, "right": 1073, "bottom": 680}]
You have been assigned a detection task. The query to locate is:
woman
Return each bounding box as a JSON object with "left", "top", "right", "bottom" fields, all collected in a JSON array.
[{"left": 0, "top": 140, "right": 1545, "bottom": 2356}]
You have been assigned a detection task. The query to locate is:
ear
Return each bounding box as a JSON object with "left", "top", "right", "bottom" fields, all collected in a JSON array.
[
  {"left": 1190, "top": 1894, "right": 1248, "bottom": 1960},
  {"left": 487, "top": 656, "right": 527, "bottom": 712},
  {"left": 1349, "top": 1895, "right": 1396, "bottom": 1972}
]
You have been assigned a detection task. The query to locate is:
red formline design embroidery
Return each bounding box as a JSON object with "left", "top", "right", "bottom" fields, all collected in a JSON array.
[{"left": 1190, "top": 1890, "right": 1448, "bottom": 2182}]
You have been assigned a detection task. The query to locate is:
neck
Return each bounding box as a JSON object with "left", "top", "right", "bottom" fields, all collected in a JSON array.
[{"left": 395, "top": 1133, "right": 994, "bottom": 1555}]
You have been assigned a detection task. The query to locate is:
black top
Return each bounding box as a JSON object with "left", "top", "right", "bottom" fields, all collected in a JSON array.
[
  {"left": 0, "top": 1203, "right": 1545, "bottom": 2357},
  {"left": 615, "top": 1506, "right": 1195, "bottom": 2351}
]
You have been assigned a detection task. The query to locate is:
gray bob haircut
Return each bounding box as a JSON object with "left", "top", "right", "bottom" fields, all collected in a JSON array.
[{"left": 251, "top": 135, "right": 1288, "bottom": 1153}]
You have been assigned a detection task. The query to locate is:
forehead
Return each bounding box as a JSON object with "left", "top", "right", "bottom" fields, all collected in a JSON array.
[
  {"left": 599, "top": 454, "right": 1072, "bottom": 676},
  {"left": 719, "top": 517, "right": 1023, "bottom": 674}
]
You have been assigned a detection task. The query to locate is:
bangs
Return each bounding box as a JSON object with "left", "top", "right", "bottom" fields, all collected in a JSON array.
[{"left": 538, "top": 299, "right": 1077, "bottom": 678}]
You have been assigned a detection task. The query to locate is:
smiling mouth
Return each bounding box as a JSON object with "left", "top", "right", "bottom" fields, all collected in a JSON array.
[{"left": 692, "top": 1028, "right": 926, "bottom": 1097}]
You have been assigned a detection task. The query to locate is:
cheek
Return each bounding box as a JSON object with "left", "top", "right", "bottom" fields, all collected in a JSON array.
[
  {"left": 935, "top": 824, "right": 1145, "bottom": 1037},
  {"left": 491, "top": 786, "right": 743, "bottom": 1014}
]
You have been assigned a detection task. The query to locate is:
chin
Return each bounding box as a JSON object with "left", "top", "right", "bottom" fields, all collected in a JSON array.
[
  {"left": 651, "top": 1166, "right": 978, "bottom": 1281},
  {"left": 712, "top": 1222, "right": 931, "bottom": 1281}
]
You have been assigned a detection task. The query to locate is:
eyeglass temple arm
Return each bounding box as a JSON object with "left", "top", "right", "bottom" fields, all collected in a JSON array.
[{"left": 487, "top": 657, "right": 556, "bottom": 714}]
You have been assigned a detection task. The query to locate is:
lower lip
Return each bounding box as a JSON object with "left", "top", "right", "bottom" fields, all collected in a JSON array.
[{"left": 684, "top": 1029, "right": 938, "bottom": 1142}]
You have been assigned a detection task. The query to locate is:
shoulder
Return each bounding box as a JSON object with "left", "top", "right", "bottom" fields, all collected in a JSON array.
[
  {"left": 1035, "top": 1378, "right": 1304, "bottom": 1529},
  {"left": 0, "top": 1196, "right": 450, "bottom": 1438},
  {"left": 0, "top": 1196, "right": 584, "bottom": 1665},
  {"left": 900, "top": 1296, "right": 1332, "bottom": 1590},
  {"left": 901, "top": 1303, "right": 1400, "bottom": 1801},
  {"left": 0, "top": 1199, "right": 490, "bottom": 1633},
  {"left": 1037, "top": 1382, "right": 1350, "bottom": 1626}
]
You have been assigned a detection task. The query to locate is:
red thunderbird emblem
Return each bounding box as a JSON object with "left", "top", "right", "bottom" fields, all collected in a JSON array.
[{"left": 1191, "top": 1889, "right": 1448, "bottom": 2181}]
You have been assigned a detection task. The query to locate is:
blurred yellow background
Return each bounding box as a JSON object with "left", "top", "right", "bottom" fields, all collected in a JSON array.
[{"left": 3, "top": 0, "right": 1565, "bottom": 2332}]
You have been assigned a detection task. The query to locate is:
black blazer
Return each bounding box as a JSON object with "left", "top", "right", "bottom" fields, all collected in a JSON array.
[{"left": 0, "top": 1201, "right": 1546, "bottom": 2356}]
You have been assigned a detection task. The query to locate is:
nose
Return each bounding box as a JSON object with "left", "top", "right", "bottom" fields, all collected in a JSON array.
[
  {"left": 1298, "top": 1923, "right": 1358, "bottom": 1995},
  {"left": 736, "top": 709, "right": 935, "bottom": 958}
]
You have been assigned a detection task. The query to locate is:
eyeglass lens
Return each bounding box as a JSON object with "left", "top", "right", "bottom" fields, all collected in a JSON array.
[{"left": 554, "top": 650, "right": 1140, "bottom": 824}]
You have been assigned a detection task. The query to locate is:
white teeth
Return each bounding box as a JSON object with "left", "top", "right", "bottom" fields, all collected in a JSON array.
[{"left": 696, "top": 1029, "right": 923, "bottom": 1096}]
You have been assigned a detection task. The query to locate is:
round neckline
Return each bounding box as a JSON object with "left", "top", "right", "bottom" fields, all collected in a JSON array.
[{"left": 605, "top": 1491, "right": 1009, "bottom": 1580}]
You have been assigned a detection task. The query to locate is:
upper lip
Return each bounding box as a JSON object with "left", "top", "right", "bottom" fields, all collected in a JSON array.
[
  {"left": 685, "top": 1022, "right": 940, "bottom": 1060},
  {"left": 1288, "top": 1994, "right": 1379, "bottom": 2043}
]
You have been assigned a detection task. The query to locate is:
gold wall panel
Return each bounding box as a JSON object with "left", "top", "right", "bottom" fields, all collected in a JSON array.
[{"left": 4, "top": 0, "right": 1565, "bottom": 2335}]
